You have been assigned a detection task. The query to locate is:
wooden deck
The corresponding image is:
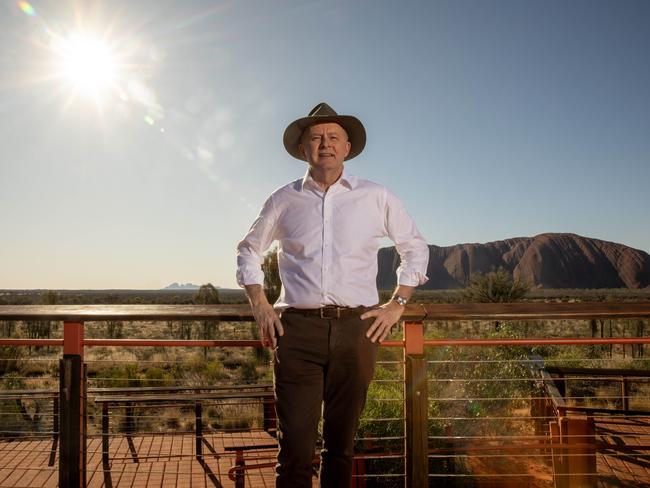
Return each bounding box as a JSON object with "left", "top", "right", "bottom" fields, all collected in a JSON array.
[
  {"left": 0, "top": 431, "right": 308, "bottom": 488},
  {"left": 2, "top": 418, "right": 650, "bottom": 487},
  {"left": 596, "top": 417, "right": 650, "bottom": 487}
]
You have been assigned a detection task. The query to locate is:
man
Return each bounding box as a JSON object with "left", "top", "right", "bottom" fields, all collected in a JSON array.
[{"left": 236, "top": 102, "right": 429, "bottom": 487}]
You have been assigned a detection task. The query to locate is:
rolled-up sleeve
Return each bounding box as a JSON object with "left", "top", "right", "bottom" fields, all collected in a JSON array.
[
  {"left": 384, "top": 189, "right": 429, "bottom": 287},
  {"left": 236, "top": 195, "right": 278, "bottom": 287}
]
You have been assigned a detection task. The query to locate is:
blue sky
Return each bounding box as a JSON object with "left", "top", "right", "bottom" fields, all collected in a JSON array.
[{"left": 1, "top": 0, "right": 648, "bottom": 289}]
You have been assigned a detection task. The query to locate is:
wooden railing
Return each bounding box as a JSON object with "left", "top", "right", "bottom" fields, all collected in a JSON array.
[{"left": 2, "top": 302, "right": 650, "bottom": 487}]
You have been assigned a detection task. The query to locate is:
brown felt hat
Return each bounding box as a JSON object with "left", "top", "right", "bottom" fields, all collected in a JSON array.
[{"left": 283, "top": 102, "right": 366, "bottom": 161}]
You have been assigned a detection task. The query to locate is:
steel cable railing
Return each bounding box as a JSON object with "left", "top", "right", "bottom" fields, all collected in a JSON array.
[{"left": 423, "top": 317, "right": 650, "bottom": 488}]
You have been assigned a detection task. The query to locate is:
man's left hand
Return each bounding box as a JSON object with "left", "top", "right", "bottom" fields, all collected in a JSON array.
[{"left": 361, "top": 301, "right": 405, "bottom": 343}]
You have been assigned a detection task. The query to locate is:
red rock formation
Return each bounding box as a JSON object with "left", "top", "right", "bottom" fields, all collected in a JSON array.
[{"left": 376, "top": 233, "right": 650, "bottom": 289}]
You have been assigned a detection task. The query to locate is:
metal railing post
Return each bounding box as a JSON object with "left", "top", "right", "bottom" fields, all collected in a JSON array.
[
  {"left": 404, "top": 320, "right": 427, "bottom": 488},
  {"left": 263, "top": 396, "right": 277, "bottom": 434},
  {"left": 621, "top": 377, "right": 630, "bottom": 411},
  {"left": 60, "top": 321, "right": 86, "bottom": 488},
  {"left": 48, "top": 395, "right": 59, "bottom": 466},
  {"left": 561, "top": 416, "right": 597, "bottom": 488},
  {"left": 102, "top": 402, "right": 113, "bottom": 488},
  {"left": 195, "top": 401, "right": 203, "bottom": 460}
]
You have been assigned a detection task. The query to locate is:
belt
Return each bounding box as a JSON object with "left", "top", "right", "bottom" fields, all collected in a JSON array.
[{"left": 283, "top": 305, "right": 370, "bottom": 319}]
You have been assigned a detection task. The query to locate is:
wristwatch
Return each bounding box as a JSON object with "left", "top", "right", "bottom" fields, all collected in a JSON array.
[{"left": 392, "top": 294, "right": 408, "bottom": 307}]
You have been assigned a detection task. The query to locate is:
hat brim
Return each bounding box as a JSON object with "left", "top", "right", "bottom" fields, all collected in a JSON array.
[{"left": 283, "top": 114, "right": 366, "bottom": 162}]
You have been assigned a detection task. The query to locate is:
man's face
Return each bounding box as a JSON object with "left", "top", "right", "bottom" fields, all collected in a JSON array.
[{"left": 299, "top": 122, "right": 351, "bottom": 172}]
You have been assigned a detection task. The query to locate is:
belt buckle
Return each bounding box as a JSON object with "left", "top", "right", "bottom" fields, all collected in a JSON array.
[{"left": 319, "top": 306, "right": 340, "bottom": 319}]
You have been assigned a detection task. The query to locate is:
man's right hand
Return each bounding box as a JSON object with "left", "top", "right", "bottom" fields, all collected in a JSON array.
[
  {"left": 244, "top": 285, "right": 284, "bottom": 348},
  {"left": 252, "top": 301, "right": 284, "bottom": 348}
]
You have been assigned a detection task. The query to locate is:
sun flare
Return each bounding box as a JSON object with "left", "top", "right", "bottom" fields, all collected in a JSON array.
[
  {"left": 19, "top": 3, "right": 164, "bottom": 123},
  {"left": 53, "top": 33, "right": 118, "bottom": 100}
]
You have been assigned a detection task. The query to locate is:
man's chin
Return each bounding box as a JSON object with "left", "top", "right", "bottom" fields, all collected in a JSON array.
[{"left": 314, "top": 158, "right": 342, "bottom": 167}]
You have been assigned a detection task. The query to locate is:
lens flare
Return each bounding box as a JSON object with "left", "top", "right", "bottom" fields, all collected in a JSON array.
[{"left": 18, "top": 1, "right": 35, "bottom": 16}]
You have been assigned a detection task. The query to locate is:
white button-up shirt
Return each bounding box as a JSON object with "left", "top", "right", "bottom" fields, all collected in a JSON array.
[{"left": 236, "top": 171, "right": 429, "bottom": 309}]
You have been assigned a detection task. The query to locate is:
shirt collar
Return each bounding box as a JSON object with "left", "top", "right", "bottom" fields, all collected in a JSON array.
[{"left": 300, "top": 168, "right": 357, "bottom": 191}]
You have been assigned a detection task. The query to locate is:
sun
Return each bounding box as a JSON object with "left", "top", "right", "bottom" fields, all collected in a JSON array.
[{"left": 53, "top": 32, "right": 118, "bottom": 101}]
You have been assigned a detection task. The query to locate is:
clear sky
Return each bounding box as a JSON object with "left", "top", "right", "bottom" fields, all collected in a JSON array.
[{"left": 1, "top": 0, "right": 648, "bottom": 290}]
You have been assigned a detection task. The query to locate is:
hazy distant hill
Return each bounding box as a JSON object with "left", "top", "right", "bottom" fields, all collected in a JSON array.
[
  {"left": 164, "top": 282, "right": 200, "bottom": 290},
  {"left": 377, "top": 233, "right": 650, "bottom": 290}
]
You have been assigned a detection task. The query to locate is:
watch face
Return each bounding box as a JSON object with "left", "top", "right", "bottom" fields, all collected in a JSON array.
[{"left": 394, "top": 295, "right": 407, "bottom": 306}]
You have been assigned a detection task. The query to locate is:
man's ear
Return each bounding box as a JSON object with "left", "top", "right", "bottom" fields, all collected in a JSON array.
[
  {"left": 344, "top": 141, "right": 351, "bottom": 158},
  {"left": 298, "top": 143, "right": 307, "bottom": 159}
]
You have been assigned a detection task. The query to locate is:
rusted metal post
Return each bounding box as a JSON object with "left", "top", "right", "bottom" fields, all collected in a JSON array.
[
  {"left": 550, "top": 419, "right": 567, "bottom": 488},
  {"left": 352, "top": 456, "right": 366, "bottom": 488},
  {"left": 59, "top": 320, "right": 86, "bottom": 487},
  {"left": 48, "top": 395, "right": 59, "bottom": 466},
  {"left": 263, "top": 395, "right": 277, "bottom": 434},
  {"left": 195, "top": 401, "right": 203, "bottom": 460},
  {"left": 404, "top": 320, "right": 428, "bottom": 488},
  {"left": 621, "top": 377, "right": 630, "bottom": 411},
  {"left": 102, "top": 402, "right": 113, "bottom": 488},
  {"left": 552, "top": 415, "right": 596, "bottom": 488},
  {"left": 234, "top": 449, "right": 245, "bottom": 488},
  {"left": 564, "top": 416, "right": 597, "bottom": 488},
  {"left": 556, "top": 373, "right": 566, "bottom": 398}
]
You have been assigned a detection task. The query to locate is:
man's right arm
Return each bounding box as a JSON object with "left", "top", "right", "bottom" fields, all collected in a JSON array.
[{"left": 236, "top": 194, "right": 283, "bottom": 348}]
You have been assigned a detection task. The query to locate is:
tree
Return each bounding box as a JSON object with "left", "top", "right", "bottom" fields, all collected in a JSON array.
[
  {"left": 262, "top": 247, "right": 282, "bottom": 304},
  {"left": 177, "top": 321, "right": 193, "bottom": 340},
  {"left": 463, "top": 268, "right": 530, "bottom": 330},
  {"left": 1, "top": 321, "right": 16, "bottom": 337},
  {"left": 193, "top": 283, "right": 221, "bottom": 358},
  {"left": 194, "top": 283, "right": 221, "bottom": 306},
  {"left": 41, "top": 290, "right": 60, "bottom": 305},
  {"left": 106, "top": 321, "right": 123, "bottom": 339},
  {"left": 463, "top": 267, "right": 530, "bottom": 303},
  {"left": 24, "top": 290, "right": 61, "bottom": 352}
]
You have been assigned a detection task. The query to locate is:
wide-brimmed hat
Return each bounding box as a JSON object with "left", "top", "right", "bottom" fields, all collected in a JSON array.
[{"left": 283, "top": 102, "right": 366, "bottom": 161}]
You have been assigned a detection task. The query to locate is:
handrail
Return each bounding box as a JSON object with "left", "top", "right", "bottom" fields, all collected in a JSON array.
[{"left": 2, "top": 301, "right": 650, "bottom": 322}]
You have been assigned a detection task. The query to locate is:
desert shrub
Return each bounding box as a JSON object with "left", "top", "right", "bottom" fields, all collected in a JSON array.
[
  {"left": 1, "top": 373, "right": 27, "bottom": 390},
  {"left": 165, "top": 416, "right": 180, "bottom": 430},
  {"left": 0, "top": 321, "right": 16, "bottom": 337},
  {"left": 95, "top": 363, "right": 142, "bottom": 388},
  {"left": 0, "top": 346, "right": 23, "bottom": 375},
  {"left": 19, "top": 360, "right": 57, "bottom": 378},
  {"left": 463, "top": 267, "right": 530, "bottom": 303},
  {"left": 238, "top": 360, "right": 258, "bottom": 383},
  {"left": 223, "top": 353, "right": 247, "bottom": 370},
  {"left": 184, "top": 352, "right": 209, "bottom": 373},
  {"left": 358, "top": 366, "right": 406, "bottom": 488},
  {"left": 204, "top": 361, "right": 228, "bottom": 382},
  {"left": 206, "top": 406, "right": 220, "bottom": 419},
  {"left": 144, "top": 367, "right": 173, "bottom": 387},
  {"left": 252, "top": 345, "right": 271, "bottom": 366},
  {"left": 210, "top": 417, "right": 251, "bottom": 431}
]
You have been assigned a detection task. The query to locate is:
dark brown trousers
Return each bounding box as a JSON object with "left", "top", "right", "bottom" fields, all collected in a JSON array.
[{"left": 274, "top": 309, "right": 378, "bottom": 488}]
